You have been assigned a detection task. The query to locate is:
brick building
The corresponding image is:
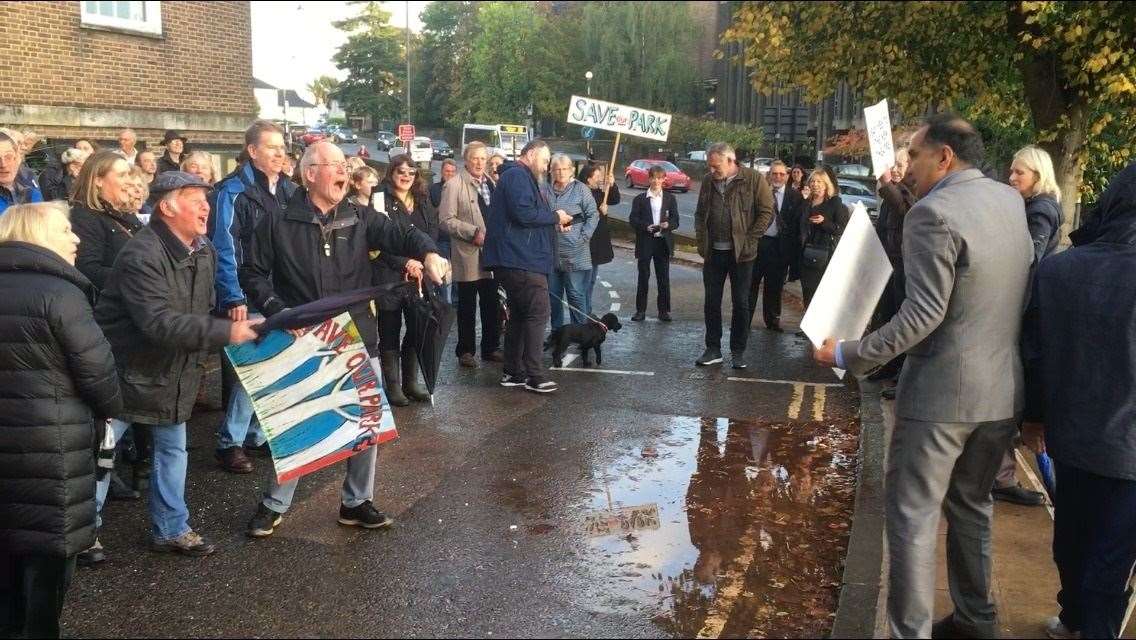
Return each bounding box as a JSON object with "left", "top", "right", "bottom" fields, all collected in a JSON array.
[{"left": 0, "top": 1, "right": 257, "bottom": 153}]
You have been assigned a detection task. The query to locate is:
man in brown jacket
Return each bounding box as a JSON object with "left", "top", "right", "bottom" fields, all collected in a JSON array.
[
  {"left": 439, "top": 141, "right": 502, "bottom": 368},
  {"left": 693, "top": 142, "right": 774, "bottom": 368}
]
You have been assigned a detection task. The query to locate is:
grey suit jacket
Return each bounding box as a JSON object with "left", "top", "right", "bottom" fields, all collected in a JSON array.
[{"left": 839, "top": 168, "right": 1033, "bottom": 423}]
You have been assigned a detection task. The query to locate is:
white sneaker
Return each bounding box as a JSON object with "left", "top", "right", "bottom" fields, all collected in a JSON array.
[{"left": 1045, "top": 616, "right": 1080, "bottom": 639}]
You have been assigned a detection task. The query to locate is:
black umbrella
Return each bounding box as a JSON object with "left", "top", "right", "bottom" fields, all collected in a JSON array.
[
  {"left": 257, "top": 283, "right": 406, "bottom": 333},
  {"left": 404, "top": 282, "right": 455, "bottom": 395}
]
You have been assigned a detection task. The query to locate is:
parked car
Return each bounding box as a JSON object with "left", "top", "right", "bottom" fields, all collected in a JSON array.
[
  {"left": 376, "top": 131, "right": 397, "bottom": 151},
  {"left": 389, "top": 136, "right": 434, "bottom": 166},
  {"left": 741, "top": 157, "right": 774, "bottom": 174},
  {"left": 687, "top": 150, "right": 707, "bottom": 162},
  {"left": 431, "top": 139, "right": 453, "bottom": 160},
  {"left": 328, "top": 126, "right": 358, "bottom": 144},
  {"left": 300, "top": 127, "right": 327, "bottom": 147},
  {"left": 625, "top": 159, "right": 691, "bottom": 192},
  {"left": 837, "top": 178, "right": 880, "bottom": 220},
  {"left": 834, "top": 163, "right": 872, "bottom": 178}
]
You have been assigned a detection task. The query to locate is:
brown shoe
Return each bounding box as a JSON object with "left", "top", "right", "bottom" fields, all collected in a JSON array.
[
  {"left": 482, "top": 350, "right": 505, "bottom": 363},
  {"left": 458, "top": 353, "right": 478, "bottom": 368},
  {"left": 215, "top": 447, "right": 253, "bottom": 474}
]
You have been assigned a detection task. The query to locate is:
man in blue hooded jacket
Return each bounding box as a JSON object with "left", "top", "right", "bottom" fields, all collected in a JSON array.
[
  {"left": 483, "top": 139, "right": 573, "bottom": 394},
  {"left": 207, "top": 120, "right": 296, "bottom": 473}
]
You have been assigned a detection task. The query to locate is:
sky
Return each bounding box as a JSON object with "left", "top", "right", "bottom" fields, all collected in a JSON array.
[{"left": 250, "top": 1, "right": 430, "bottom": 100}]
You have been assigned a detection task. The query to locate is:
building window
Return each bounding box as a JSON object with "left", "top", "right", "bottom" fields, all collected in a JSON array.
[{"left": 80, "top": 1, "right": 162, "bottom": 37}]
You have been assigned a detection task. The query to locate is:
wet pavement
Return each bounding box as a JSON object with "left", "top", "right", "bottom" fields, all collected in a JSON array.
[{"left": 62, "top": 249, "right": 858, "bottom": 638}]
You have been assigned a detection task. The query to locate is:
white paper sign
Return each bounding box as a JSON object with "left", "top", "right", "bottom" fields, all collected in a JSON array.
[
  {"left": 566, "top": 95, "right": 671, "bottom": 142},
  {"left": 800, "top": 202, "right": 894, "bottom": 351},
  {"left": 864, "top": 99, "right": 895, "bottom": 180}
]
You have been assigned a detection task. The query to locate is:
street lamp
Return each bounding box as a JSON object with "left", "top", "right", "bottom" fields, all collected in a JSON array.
[{"left": 584, "top": 71, "right": 594, "bottom": 155}]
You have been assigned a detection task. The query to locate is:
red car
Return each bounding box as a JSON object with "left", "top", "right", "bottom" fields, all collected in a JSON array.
[
  {"left": 300, "top": 129, "right": 327, "bottom": 146},
  {"left": 624, "top": 159, "right": 691, "bottom": 192}
]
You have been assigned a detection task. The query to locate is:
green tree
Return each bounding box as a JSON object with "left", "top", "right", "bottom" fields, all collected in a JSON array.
[
  {"left": 413, "top": 1, "right": 479, "bottom": 128},
  {"left": 333, "top": 1, "right": 407, "bottom": 128},
  {"left": 722, "top": 1, "right": 1136, "bottom": 238},
  {"left": 306, "top": 75, "right": 341, "bottom": 109},
  {"left": 464, "top": 2, "right": 548, "bottom": 124}
]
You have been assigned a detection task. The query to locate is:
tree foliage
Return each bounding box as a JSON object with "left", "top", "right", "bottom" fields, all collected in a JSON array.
[
  {"left": 671, "top": 115, "right": 765, "bottom": 157},
  {"left": 306, "top": 75, "right": 341, "bottom": 109},
  {"left": 413, "top": 1, "right": 479, "bottom": 128},
  {"left": 333, "top": 1, "right": 407, "bottom": 126},
  {"left": 721, "top": 1, "right": 1136, "bottom": 234}
]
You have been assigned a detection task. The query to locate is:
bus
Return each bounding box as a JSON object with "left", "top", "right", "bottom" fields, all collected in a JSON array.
[{"left": 461, "top": 124, "right": 531, "bottom": 161}]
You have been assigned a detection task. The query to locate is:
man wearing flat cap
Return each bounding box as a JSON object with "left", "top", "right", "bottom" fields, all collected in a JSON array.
[
  {"left": 157, "top": 130, "right": 188, "bottom": 174},
  {"left": 95, "top": 172, "right": 262, "bottom": 557}
]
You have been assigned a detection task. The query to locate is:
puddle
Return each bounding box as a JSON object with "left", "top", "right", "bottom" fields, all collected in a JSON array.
[{"left": 574, "top": 416, "right": 859, "bottom": 638}]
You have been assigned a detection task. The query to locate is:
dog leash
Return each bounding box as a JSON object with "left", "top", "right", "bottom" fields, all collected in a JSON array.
[{"left": 551, "top": 293, "right": 608, "bottom": 334}]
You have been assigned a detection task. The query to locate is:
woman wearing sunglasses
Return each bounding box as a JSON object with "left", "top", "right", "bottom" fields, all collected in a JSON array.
[{"left": 371, "top": 155, "right": 440, "bottom": 406}]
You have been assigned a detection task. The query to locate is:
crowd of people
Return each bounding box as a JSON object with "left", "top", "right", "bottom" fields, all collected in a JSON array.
[{"left": 1, "top": 110, "right": 1134, "bottom": 640}]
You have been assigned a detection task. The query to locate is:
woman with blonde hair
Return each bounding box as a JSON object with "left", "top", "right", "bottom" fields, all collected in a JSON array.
[
  {"left": 798, "top": 167, "right": 850, "bottom": 307},
  {"left": 180, "top": 150, "right": 216, "bottom": 185},
  {"left": 0, "top": 202, "right": 121, "bottom": 639},
  {"left": 1009, "top": 144, "right": 1062, "bottom": 262},
  {"left": 347, "top": 164, "right": 380, "bottom": 208},
  {"left": 69, "top": 150, "right": 145, "bottom": 291}
]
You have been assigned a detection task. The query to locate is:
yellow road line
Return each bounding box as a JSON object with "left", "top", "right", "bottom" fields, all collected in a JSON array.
[
  {"left": 696, "top": 524, "right": 760, "bottom": 638},
  {"left": 812, "top": 385, "right": 826, "bottom": 421},
  {"left": 787, "top": 383, "right": 805, "bottom": 419}
]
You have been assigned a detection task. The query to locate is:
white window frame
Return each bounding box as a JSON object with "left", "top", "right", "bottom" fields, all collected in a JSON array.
[{"left": 80, "top": 1, "right": 163, "bottom": 37}]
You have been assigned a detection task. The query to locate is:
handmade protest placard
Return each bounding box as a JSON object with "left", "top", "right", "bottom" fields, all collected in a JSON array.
[
  {"left": 864, "top": 98, "right": 896, "bottom": 180},
  {"left": 566, "top": 95, "right": 672, "bottom": 142},
  {"left": 225, "top": 312, "right": 397, "bottom": 483},
  {"left": 800, "top": 202, "right": 893, "bottom": 351}
]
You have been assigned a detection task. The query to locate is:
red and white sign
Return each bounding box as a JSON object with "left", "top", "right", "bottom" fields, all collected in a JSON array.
[{"left": 398, "top": 123, "right": 416, "bottom": 142}]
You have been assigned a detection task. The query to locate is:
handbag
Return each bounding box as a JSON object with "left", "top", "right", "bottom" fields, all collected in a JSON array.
[{"left": 801, "top": 243, "right": 832, "bottom": 273}]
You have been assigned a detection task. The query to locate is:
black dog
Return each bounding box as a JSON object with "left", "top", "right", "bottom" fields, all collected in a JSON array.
[{"left": 545, "top": 313, "right": 622, "bottom": 368}]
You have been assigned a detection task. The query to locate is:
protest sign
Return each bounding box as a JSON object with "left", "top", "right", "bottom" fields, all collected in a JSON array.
[
  {"left": 800, "top": 202, "right": 893, "bottom": 350},
  {"left": 864, "top": 98, "right": 896, "bottom": 179},
  {"left": 566, "top": 95, "right": 672, "bottom": 142},
  {"left": 225, "top": 312, "right": 397, "bottom": 483}
]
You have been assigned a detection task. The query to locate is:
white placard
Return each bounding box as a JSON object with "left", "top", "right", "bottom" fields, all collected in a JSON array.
[
  {"left": 566, "top": 95, "right": 671, "bottom": 142},
  {"left": 864, "top": 98, "right": 895, "bottom": 180},
  {"left": 800, "top": 202, "right": 894, "bottom": 350}
]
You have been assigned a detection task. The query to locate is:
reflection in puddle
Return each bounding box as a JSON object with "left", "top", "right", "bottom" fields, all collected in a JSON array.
[{"left": 577, "top": 416, "right": 859, "bottom": 638}]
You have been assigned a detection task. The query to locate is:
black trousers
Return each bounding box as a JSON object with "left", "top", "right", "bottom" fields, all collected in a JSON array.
[
  {"left": 0, "top": 553, "right": 76, "bottom": 639},
  {"left": 748, "top": 235, "right": 786, "bottom": 327},
  {"left": 635, "top": 240, "right": 671, "bottom": 314},
  {"left": 703, "top": 249, "right": 753, "bottom": 353},
  {"left": 378, "top": 305, "right": 414, "bottom": 353},
  {"left": 455, "top": 278, "right": 501, "bottom": 357},
  {"left": 495, "top": 268, "right": 550, "bottom": 380},
  {"left": 1053, "top": 461, "right": 1136, "bottom": 639}
]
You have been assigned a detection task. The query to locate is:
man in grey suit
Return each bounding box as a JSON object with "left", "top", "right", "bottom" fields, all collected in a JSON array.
[{"left": 814, "top": 114, "right": 1034, "bottom": 639}]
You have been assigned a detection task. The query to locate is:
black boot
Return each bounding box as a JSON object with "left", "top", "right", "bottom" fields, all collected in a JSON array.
[
  {"left": 380, "top": 351, "right": 409, "bottom": 407},
  {"left": 401, "top": 345, "right": 431, "bottom": 402}
]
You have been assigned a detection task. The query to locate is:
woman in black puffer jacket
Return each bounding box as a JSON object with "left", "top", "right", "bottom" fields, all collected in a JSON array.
[
  {"left": 798, "top": 167, "right": 851, "bottom": 307},
  {"left": 70, "top": 150, "right": 145, "bottom": 292},
  {"left": 0, "top": 202, "right": 121, "bottom": 639}
]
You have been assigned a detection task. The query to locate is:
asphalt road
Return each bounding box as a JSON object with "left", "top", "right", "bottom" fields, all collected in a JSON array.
[{"left": 60, "top": 197, "right": 858, "bottom": 637}]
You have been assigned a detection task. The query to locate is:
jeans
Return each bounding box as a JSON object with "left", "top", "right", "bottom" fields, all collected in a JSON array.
[
  {"left": 549, "top": 268, "right": 591, "bottom": 329},
  {"left": 216, "top": 379, "right": 266, "bottom": 450},
  {"left": 702, "top": 249, "right": 754, "bottom": 354},
  {"left": 496, "top": 268, "right": 551, "bottom": 381},
  {"left": 95, "top": 419, "right": 190, "bottom": 540},
  {"left": 0, "top": 553, "right": 76, "bottom": 639},
  {"left": 1053, "top": 461, "right": 1136, "bottom": 639},
  {"left": 585, "top": 266, "right": 601, "bottom": 316},
  {"left": 262, "top": 445, "right": 377, "bottom": 514}
]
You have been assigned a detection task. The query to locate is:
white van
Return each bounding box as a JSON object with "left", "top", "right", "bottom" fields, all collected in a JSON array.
[{"left": 389, "top": 136, "right": 434, "bottom": 166}]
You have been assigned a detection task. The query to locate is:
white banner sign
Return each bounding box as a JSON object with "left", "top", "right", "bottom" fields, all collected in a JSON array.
[
  {"left": 863, "top": 98, "right": 896, "bottom": 179},
  {"left": 800, "top": 202, "right": 894, "bottom": 351},
  {"left": 566, "top": 95, "right": 671, "bottom": 142}
]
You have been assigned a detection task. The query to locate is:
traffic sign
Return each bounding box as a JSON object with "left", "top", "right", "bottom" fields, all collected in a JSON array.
[
  {"left": 398, "top": 123, "right": 415, "bottom": 142},
  {"left": 581, "top": 127, "right": 595, "bottom": 140}
]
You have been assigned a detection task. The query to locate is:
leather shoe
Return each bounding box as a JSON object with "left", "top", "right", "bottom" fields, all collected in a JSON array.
[
  {"left": 765, "top": 321, "right": 782, "bottom": 332},
  {"left": 458, "top": 353, "right": 478, "bottom": 368},
  {"left": 482, "top": 350, "right": 505, "bottom": 363},
  {"left": 216, "top": 447, "right": 253, "bottom": 474},
  {"left": 992, "top": 483, "right": 1046, "bottom": 506},
  {"left": 931, "top": 614, "right": 995, "bottom": 639},
  {"left": 659, "top": 312, "right": 672, "bottom": 322},
  {"left": 631, "top": 312, "right": 645, "bottom": 322}
]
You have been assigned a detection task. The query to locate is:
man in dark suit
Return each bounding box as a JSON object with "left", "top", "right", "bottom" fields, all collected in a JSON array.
[
  {"left": 629, "top": 164, "right": 680, "bottom": 321},
  {"left": 748, "top": 160, "right": 802, "bottom": 331}
]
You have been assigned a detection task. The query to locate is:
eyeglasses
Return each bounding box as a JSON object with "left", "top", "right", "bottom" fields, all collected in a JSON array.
[
  {"left": 312, "top": 162, "right": 349, "bottom": 172},
  {"left": 395, "top": 168, "right": 418, "bottom": 177}
]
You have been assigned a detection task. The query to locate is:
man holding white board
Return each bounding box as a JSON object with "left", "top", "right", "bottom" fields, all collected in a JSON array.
[{"left": 813, "top": 114, "right": 1033, "bottom": 639}]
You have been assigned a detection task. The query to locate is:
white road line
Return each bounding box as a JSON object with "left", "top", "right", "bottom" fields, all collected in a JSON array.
[
  {"left": 608, "top": 290, "right": 620, "bottom": 299},
  {"left": 726, "top": 377, "right": 844, "bottom": 388},
  {"left": 601, "top": 281, "right": 612, "bottom": 288},
  {"left": 552, "top": 367, "right": 655, "bottom": 376},
  {"left": 787, "top": 384, "right": 805, "bottom": 420},
  {"left": 812, "top": 386, "right": 826, "bottom": 421},
  {"left": 609, "top": 303, "right": 621, "bottom": 312},
  {"left": 1014, "top": 448, "right": 1055, "bottom": 520},
  {"left": 560, "top": 353, "right": 578, "bottom": 367}
]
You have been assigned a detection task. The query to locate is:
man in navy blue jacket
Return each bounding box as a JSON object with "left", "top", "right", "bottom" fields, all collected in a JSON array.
[
  {"left": 207, "top": 120, "right": 296, "bottom": 474},
  {"left": 483, "top": 140, "right": 573, "bottom": 393}
]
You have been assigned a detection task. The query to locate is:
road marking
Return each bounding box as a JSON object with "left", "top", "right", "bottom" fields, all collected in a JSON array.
[
  {"left": 609, "top": 290, "right": 620, "bottom": 299},
  {"left": 787, "top": 383, "right": 805, "bottom": 420},
  {"left": 551, "top": 367, "right": 654, "bottom": 376},
  {"left": 560, "top": 353, "right": 578, "bottom": 367},
  {"left": 601, "top": 281, "right": 612, "bottom": 288},
  {"left": 696, "top": 523, "right": 760, "bottom": 638},
  {"left": 1014, "top": 449, "right": 1054, "bottom": 520},
  {"left": 610, "top": 303, "right": 621, "bottom": 312},
  {"left": 726, "top": 377, "right": 844, "bottom": 388},
  {"left": 812, "top": 386, "right": 827, "bottom": 420}
]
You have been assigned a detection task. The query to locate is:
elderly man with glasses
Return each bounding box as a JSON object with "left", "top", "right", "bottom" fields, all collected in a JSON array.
[{"left": 238, "top": 141, "right": 448, "bottom": 538}]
